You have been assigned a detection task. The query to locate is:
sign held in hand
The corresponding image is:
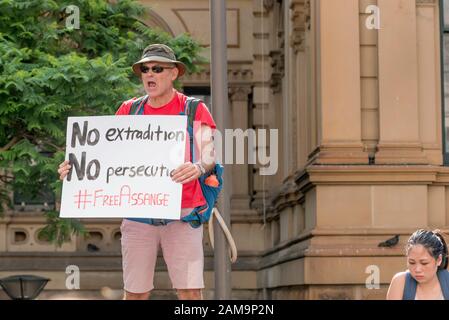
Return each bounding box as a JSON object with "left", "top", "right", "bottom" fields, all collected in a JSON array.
[{"left": 60, "top": 115, "right": 187, "bottom": 219}]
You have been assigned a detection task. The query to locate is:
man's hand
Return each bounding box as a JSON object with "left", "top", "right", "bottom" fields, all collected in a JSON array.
[
  {"left": 58, "top": 160, "right": 71, "bottom": 181},
  {"left": 171, "top": 161, "right": 201, "bottom": 184}
]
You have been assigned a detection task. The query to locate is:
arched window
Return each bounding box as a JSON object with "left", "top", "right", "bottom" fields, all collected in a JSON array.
[{"left": 144, "top": 10, "right": 175, "bottom": 36}]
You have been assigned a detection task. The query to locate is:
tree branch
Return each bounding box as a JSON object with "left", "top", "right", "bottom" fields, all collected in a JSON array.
[
  {"left": 0, "top": 136, "right": 21, "bottom": 152},
  {"left": 0, "top": 174, "right": 14, "bottom": 183},
  {"left": 22, "top": 134, "right": 65, "bottom": 152},
  {"left": 41, "top": 139, "right": 65, "bottom": 152}
]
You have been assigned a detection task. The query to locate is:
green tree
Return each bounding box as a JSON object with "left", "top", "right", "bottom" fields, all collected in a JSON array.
[{"left": 0, "top": 0, "right": 205, "bottom": 245}]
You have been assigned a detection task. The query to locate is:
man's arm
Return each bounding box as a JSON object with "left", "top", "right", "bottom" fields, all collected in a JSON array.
[
  {"left": 171, "top": 124, "right": 216, "bottom": 184},
  {"left": 195, "top": 124, "right": 215, "bottom": 172}
]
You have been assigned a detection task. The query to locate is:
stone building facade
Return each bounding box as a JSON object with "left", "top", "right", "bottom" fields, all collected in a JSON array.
[{"left": 1, "top": 0, "right": 448, "bottom": 300}]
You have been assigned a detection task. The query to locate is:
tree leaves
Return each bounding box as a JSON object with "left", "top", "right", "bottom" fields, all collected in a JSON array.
[
  {"left": 38, "top": 211, "right": 87, "bottom": 246},
  {"left": 0, "top": 0, "right": 204, "bottom": 245}
]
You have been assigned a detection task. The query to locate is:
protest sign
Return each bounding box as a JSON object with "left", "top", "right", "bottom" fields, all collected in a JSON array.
[{"left": 60, "top": 115, "right": 187, "bottom": 219}]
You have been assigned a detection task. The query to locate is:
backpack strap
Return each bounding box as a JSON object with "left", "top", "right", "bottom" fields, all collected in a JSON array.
[
  {"left": 129, "top": 95, "right": 148, "bottom": 115},
  {"left": 403, "top": 270, "right": 449, "bottom": 300},
  {"left": 184, "top": 97, "right": 201, "bottom": 163},
  {"left": 180, "top": 98, "right": 222, "bottom": 228},
  {"left": 130, "top": 95, "right": 201, "bottom": 162},
  {"left": 402, "top": 271, "right": 417, "bottom": 300},
  {"left": 186, "top": 98, "right": 201, "bottom": 128},
  {"left": 437, "top": 269, "right": 449, "bottom": 300}
]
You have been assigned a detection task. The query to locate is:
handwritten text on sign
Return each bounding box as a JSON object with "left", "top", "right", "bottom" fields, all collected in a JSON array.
[{"left": 60, "top": 115, "right": 187, "bottom": 219}]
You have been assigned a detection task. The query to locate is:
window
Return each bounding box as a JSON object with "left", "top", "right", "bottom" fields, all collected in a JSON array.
[{"left": 182, "top": 87, "right": 212, "bottom": 111}]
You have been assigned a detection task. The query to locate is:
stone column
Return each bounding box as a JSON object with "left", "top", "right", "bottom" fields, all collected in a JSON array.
[
  {"left": 311, "top": 0, "right": 368, "bottom": 164},
  {"left": 375, "top": 0, "right": 427, "bottom": 164},
  {"left": 416, "top": 0, "right": 443, "bottom": 165},
  {"left": 229, "top": 86, "right": 255, "bottom": 215},
  {"left": 0, "top": 222, "right": 7, "bottom": 251},
  {"left": 251, "top": 0, "right": 274, "bottom": 209},
  {"left": 290, "top": 0, "right": 308, "bottom": 169}
]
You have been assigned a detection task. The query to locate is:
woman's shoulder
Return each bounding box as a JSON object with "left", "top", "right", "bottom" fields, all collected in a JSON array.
[
  {"left": 390, "top": 271, "right": 409, "bottom": 287},
  {"left": 386, "top": 271, "right": 408, "bottom": 300},
  {"left": 392, "top": 271, "right": 408, "bottom": 280}
]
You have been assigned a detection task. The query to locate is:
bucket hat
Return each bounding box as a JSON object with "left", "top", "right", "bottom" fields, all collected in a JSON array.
[{"left": 132, "top": 44, "right": 186, "bottom": 77}]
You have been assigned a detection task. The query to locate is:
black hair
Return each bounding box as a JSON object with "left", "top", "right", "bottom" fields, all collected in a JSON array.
[{"left": 406, "top": 229, "right": 448, "bottom": 270}]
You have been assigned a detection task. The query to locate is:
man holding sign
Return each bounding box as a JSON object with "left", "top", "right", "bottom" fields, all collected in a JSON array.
[{"left": 58, "top": 44, "right": 216, "bottom": 300}]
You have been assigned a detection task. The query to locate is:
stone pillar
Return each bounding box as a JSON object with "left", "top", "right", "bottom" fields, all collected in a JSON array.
[
  {"left": 375, "top": 0, "right": 427, "bottom": 164},
  {"left": 0, "top": 222, "right": 7, "bottom": 251},
  {"left": 290, "top": 0, "right": 308, "bottom": 169},
  {"left": 229, "top": 86, "right": 255, "bottom": 215},
  {"left": 416, "top": 0, "right": 443, "bottom": 165},
  {"left": 252, "top": 0, "right": 275, "bottom": 208},
  {"left": 283, "top": 0, "right": 298, "bottom": 176},
  {"left": 359, "top": 0, "right": 380, "bottom": 159},
  {"left": 311, "top": 0, "right": 368, "bottom": 164}
]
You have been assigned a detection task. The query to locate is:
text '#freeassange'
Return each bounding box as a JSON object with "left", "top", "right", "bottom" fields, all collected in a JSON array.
[{"left": 73, "top": 185, "right": 170, "bottom": 210}]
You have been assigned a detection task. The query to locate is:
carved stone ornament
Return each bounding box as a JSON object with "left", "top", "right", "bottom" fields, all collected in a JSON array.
[
  {"left": 229, "top": 87, "right": 252, "bottom": 102},
  {"left": 269, "top": 50, "right": 284, "bottom": 93},
  {"left": 263, "top": 0, "right": 275, "bottom": 12},
  {"left": 290, "top": 0, "right": 306, "bottom": 52}
]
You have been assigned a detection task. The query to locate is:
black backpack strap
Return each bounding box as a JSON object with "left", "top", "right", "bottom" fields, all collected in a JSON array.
[
  {"left": 184, "top": 97, "right": 200, "bottom": 120},
  {"left": 184, "top": 97, "right": 201, "bottom": 163},
  {"left": 437, "top": 269, "right": 449, "bottom": 300},
  {"left": 129, "top": 95, "right": 148, "bottom": 115},
  {"left": 402, "top": 271, "right": 417, "bottom": 300}
]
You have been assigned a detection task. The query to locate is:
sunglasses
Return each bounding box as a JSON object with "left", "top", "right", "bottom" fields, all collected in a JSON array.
[{"left": 140, "top": 65, "right": 175, "bottom": 74}]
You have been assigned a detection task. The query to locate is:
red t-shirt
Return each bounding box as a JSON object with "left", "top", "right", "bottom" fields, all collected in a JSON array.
[{"left": 115, "top": 90, "right": 216, "bottom": 208}]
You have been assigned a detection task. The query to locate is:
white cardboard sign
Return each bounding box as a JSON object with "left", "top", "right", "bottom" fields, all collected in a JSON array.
[{"left": 60, "top": 115, "right": 187, "bottom": 219}]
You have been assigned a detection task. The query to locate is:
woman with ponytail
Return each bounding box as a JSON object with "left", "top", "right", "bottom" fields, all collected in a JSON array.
[{"left": 387, "top": 229, "right": 449, "bottom": 300}]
